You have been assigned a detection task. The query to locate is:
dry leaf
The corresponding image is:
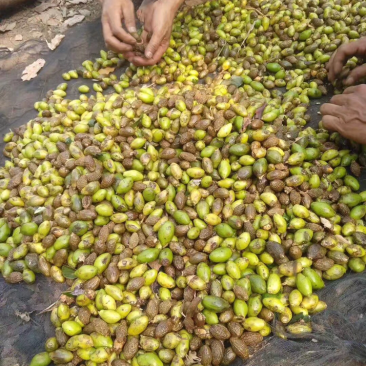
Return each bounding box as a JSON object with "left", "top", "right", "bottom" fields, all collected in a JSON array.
[
  {"left": 320, "top": 217, "right": 334, "bottom": 230},
  {"left": 34, "top": 1, "right": 57, "bottom": 13},
  {"left": 21, "top": 59, "right": 46, "bottom": 81},
  {"left": 39, "top": 8, "right": 63, "bottom": 25},
  {"left": 64, "top": 14, "right": 85, "bottom": 27},
  {"left": 15, "top": 34, "right": 23, "bottom": 41},
  {"left": 0, "top": 22, "right": 16, "bottom": 33},
  {"left": 47, "top": 34, "right": 65, "bottom": 50},
  {"left": 79, "top": 9, "right": 91, "bottom": 16},
  {"left": 15, "top": 310, "right": 31, "bottom": 322},
  {"left": 98, "top": 66, "right": 116, "bottom": 76}
]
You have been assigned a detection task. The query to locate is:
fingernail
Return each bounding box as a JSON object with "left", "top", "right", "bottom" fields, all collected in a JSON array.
[
  {"left": 128, "top": 27, "right": 137, "bottom": 33},
  {"left": 145, "top": 51, "right": 153, "bottom": 59},
  {"left": 345, "top": 76, "right": 354, "bottom": 85}
]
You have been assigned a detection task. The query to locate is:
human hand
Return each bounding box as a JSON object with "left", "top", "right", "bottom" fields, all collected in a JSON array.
[
  {"left": 320, "top": 85, "right": 366, "bottom": 144},
  {"left": 327, "top": 38, "right": 366, "bottom": 85},
  {"left": 101, "top": 0, "right": 137, "bottom": 55},
  {"left": 131, "top": 0, "right": 183, "bottom": 66}
]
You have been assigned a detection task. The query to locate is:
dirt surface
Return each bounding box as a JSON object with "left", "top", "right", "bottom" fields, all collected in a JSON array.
[
  {"left": 0, "top": 276, "right": 67, "bottom": 366},
  {"left": 0, "top": 0, "right": 102, "bottom": 53}
]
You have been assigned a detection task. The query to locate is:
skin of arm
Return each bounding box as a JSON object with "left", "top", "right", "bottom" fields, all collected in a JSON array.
[
  {"left": 320, "top": 38, "right": 366, "bottom": 144},
  {"left": 131, "top": 0, "right": 185, "bottom": 66},
  {"left": 100, "top": 0, "right": 184, "bottom": 65}
]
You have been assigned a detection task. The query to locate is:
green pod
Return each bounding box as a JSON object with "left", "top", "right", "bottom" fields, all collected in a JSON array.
[
  {"left": 0, "top": 243, "right": 12, "bottom": 257},
  {"left": 323, "top": 264, "right": 347, "bottom": 280},
  {"left": 104, "top": 285, "right": 124, "bottom": 301},
  {"left": 157, "top": 272, "right": 175, "bottom": 288},
  {"left": 137, "top": 248, "right": 160, "bottom": 263},
  {"left": 226, "top": 260, "right": 241, "bottom": 279},
  {"left": 266, "top": 150, "right": 282, "bottom": 164},
  {"left": 296, "top": 273, "right": 312, "bottom": 296},
  {"left": 303, "top": 267, "right": 324, "bottom": 290},
  {"left": 248, "top": 295, "right": 263, "bottom": 317},
  {"left": 253, "top": 158, "right": 268, "bottom": 177},
  {"left": 350, "top": 205, "right": 366, "bottom": 220},
  {"left": 173, "top": 210, "right": 191, "bottom": 225},
  {"left": 249, "top": 274, "right": 267, "bottom": 294},
  {"left": 215, "top": 223, "right": 236, "bottom": 238},
  {"left": 74, "top": 265, "right": 98, "bottom": 280},
  {"left": 203, "top": 309, "right": 219, "bottom": 324},
  {"left": 267, "top": 273, "right": 282, "bottom": 294},
  {"left": 99, "top": 309, "right": 122, "bottom": 324},
  {"left": 349, "top": 258, "right": 366, "bottom": 273},
  {"left": 69, "top": 221, "right": 89, "bottom": 236},
  {"left": 45, "top": 337, "right": 59, "bottom": 352},
  {"left": 339, "top": 193, "right": 362, "bottom": 208},
  {"left": 243, "top": 317, "right": 266, "bottom": 332},
  {"left": 273, "top": 214, "right": 287, "bottom": 234},
  {"left": 310, "top": 202, "right": 335, "bottom": 218},
  {"left": 159, "top": 248, "right": 173, "bottom": 266},
  {"left": 233, "top": 299, "right": 248, "bottom": 318},
  {"left": 128, "top": 315, "right": 149, "bottom": 335},
  {"left": 30, "top": 352, "right": 52, "bottom": 366},
  {"left": 158, "top": 221, "right": 175, "bottom": 246},
  {"left": 197, "top": 262, "right": 211, "bottom": 282},
  {"left": 344, "top": 175, "right": 360, "bottom": 191},
  {"left": 136, "top": 352, "right": 163, "bottom": 366},
  {"left": 20, "top": 222, "right": 37, "bottom": 236},
  {"left": 289, "top": 289, "right": 303, "bottom": 307},
  {"left": 23, "top": 269, "right": 36, "bottom": 283},
  {"left": 94, "top": 253, "right": 111, "bottom": 274},
  {"left": 263, "top": 296, "right": 286, "bottom": 313},
  {"left": 209, "top": 247, "right": 232, "bottom": 263},
  {"left": 202, "top": 295, "right": 230, "bottom": 313},
  {"left": 116, "top": 177, "right": 134, "bottom": 194},
  {"left": 266, "top": 62, "right": 282, "bottom": 73},
  {"left": 294, "top": 228, "right": 313, "bottom": 245},
  {"left": 196, "top": 201, "right": 210, "bottom": 219},
  {"left": 62, "top": 321, "right": 82, "bottom": 336},
  {"left": 50, "top": 349, "right": 74, "bottom": 364}
]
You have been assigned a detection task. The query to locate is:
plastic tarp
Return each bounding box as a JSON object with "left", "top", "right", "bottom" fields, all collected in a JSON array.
[{"left": 0, "top": 15, "right": 366, "bottom": 366}]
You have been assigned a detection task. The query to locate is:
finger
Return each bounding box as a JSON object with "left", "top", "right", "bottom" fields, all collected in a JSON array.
[
  {"left": 124, "top": 51, "right": 136, "bottom": 61},
  {"left": 102, "top": 20, "right": 134, "bottom": 53},
  {"left": 319, "top": 103, "right": 344, "bottom": 117},
  {"left": 148, "top": 40, "right": 169, "bottom": 63},
  {"left": 343, "top": 64, "right": 366, "bottom": 86},
  {"left": 322, "top": 115, "right": 341, "bottom": 132},
  {"left": 131, "top": 54, "right": 160, "bottom": 66},
  {"left": 141, "top": 29, "right": 149, "bottom": 44},
  {"left": 145, "top": 26, "right": 166, "bottom": 59},
  {"left": 108, "top": 11, "right": 136, "bottom": 45},
  {"left": 122, "top": 0, "right": 137, "bottom": 33},
  {"left": 343, "top": 85, "right": 360, "bottom": 94},
  {"left": 328, "top": 39, "right": 366, "bottom": 82},
  {"left": 330, "top": 94, "right": 351, "bottom": 106},
  {"left": 326, "top": 51, "right": 336, "bottom": 71}
]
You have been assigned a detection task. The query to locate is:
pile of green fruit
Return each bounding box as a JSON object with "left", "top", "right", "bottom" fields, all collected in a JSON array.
[{"left": 1, "top": 0, "right": 366, "bottom": 365}]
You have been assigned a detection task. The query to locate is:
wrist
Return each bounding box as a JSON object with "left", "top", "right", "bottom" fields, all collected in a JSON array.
[{"left": 158, "top": 0, "right": 184, "bottom": 12}]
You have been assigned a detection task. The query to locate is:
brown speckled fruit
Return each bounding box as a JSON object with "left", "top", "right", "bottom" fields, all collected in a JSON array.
[{"left": 230, "top": 337, "right": 249, "bottom": 359}]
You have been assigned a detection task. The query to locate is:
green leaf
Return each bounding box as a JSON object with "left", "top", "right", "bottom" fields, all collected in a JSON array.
[
  {"left": 289, "top": 314, "right": 311, "bottom": 324},
  {"left": 62, "top": 266, "right": 77, "bottom": 279},
  {"left": 62, "top": 291, "right": 75, "bottom": 298}
]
